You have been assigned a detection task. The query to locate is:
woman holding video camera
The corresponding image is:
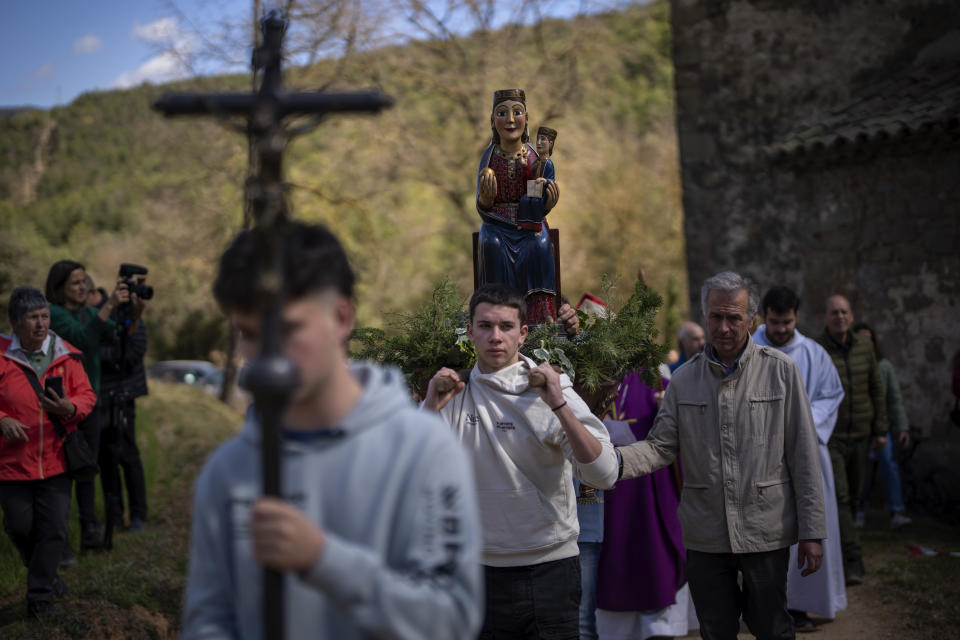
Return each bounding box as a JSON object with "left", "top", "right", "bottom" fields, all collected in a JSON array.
[
  {"left": 45, "top": 260, "right": 143, "bottom": 553},
  {"left": 0, "top": 287, "right": 97, "bottom": 618}
]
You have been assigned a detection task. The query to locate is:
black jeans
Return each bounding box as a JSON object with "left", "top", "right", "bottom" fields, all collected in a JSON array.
[
  {"left": 479, "top": 556, "right": 581, "bottom": 640},
  {"left": 687, "top": 548, "right": 794, "bottom": 640},
  {"left": 74, "top": 404, "right": 102, "bottom": 529},
  {"left": 101, "top": 398, "right": 147, "bottom": 522},
  {"left": 0, "top": 474, "right": 72, "bottom": 603}
]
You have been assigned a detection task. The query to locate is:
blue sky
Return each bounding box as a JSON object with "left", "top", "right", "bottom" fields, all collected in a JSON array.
[
  {"left": 1, "top": 1, "right": 253, "bottom": 108},
  {"left": 1, "top": 1, "right": 612, "bottom": 109}
]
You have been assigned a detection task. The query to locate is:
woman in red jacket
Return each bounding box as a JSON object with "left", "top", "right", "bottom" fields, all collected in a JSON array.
[{"left": 0, "top": 287, "right": 96, "bottom": 619}]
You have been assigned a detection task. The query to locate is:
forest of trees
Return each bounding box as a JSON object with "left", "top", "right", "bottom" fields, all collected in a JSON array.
[{"left": 0, "top": 0, "right": 686, "bottom": 364}]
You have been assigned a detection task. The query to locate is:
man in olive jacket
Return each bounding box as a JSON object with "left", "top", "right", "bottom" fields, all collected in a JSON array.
[
  {"left": 618, "top": 272, "right": 826, "bottom": 640},
  {"left": 816, "top": 295, "right": 887, "bottom": 585}
]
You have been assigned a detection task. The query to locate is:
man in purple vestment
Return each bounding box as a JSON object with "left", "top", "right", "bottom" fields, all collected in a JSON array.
[{"left": 596, "top": 372, "right": 689, "bottom": 640}]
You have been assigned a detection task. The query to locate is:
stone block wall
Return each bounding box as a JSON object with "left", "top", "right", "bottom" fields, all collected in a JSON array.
[{"left": 671, "top": 0, "right": 960, "bottom": 433}]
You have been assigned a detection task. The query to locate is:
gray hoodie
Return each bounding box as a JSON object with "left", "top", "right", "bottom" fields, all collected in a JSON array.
[{"left": 182, "top": 362, "right": 483, "bottom": 640}]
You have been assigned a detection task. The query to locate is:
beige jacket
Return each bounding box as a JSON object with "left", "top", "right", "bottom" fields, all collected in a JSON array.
[{"left": 619, "top": 336, "right": 827, "bottom": 554}]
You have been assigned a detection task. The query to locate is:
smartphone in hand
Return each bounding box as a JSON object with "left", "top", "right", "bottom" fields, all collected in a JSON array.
[{"left": 44, "top": 376, "right": 63, "bottom": 399}]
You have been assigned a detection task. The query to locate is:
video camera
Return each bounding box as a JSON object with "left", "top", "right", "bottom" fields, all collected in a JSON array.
[{"left": 119, "top": 263, "right": 154, "bottom": 300}]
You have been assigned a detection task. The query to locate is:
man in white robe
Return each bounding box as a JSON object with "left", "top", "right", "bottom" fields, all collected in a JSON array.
[{"left": 754, "top": 285, "right": 847, "bottom": 631}]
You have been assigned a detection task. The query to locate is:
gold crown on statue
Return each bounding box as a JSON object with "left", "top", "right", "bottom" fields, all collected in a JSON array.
[{"left": 492, "top": 89, "right": 526, "bottom": 108}]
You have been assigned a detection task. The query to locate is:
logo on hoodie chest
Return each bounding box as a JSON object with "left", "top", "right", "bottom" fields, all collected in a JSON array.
[{"left": 495, "top": 420, "right": 515, "bottom": 431}]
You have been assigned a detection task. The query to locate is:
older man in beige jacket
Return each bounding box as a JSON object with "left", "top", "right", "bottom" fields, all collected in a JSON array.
[{"left": 618, "top": 271, "right": 826, "bottom": 640}]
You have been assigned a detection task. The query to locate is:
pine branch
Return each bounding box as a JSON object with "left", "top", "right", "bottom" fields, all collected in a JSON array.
[{"left": 350, "top": 278, "right": 667, "bottom": 404}]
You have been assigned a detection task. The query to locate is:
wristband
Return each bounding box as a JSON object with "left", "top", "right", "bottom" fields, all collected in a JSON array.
[{"left": 550, "top": 400, "right": 567, "bottom": 412}]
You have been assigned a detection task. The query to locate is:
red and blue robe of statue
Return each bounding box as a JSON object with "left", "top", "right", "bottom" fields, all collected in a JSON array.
[{"left": 475, "top": 142, "right": 557, "bottom": 325}]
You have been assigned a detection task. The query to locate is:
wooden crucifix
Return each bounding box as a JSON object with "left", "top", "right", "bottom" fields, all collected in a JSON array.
[{"left": 153, "top": 11, "right": 392, "bottom": 640}]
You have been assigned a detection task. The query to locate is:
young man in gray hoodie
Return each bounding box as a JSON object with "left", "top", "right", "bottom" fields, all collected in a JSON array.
[{"left": 182, "top": 223, "right": 483, "bottom": 640}]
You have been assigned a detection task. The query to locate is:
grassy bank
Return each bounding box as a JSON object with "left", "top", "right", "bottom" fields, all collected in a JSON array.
[{"left": 0, "top": 382, "right": 241, "bottom": 639}]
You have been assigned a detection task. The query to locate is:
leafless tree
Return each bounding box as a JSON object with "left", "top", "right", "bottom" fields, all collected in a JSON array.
[{"left": 381, "top": 0, "right": 617, "bottom": 227}]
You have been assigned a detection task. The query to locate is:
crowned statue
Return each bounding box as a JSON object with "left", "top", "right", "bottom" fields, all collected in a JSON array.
[{"left": 476, "top": 89, "right": 560, "bottom": 325}]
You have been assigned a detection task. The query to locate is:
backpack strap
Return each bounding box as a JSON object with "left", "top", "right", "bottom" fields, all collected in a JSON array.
[{"left": 15, "top": 363, "right": 68, "bottom": 439}]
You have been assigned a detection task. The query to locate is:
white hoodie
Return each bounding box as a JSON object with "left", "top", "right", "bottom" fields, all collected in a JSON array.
[{"left": 437, "top": 354, "right": 618, "bottom": 567}]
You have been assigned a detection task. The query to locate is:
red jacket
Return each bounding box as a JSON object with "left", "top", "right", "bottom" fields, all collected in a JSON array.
[{"left": 0, "top": 332, "right": 97, "bottom": 481}]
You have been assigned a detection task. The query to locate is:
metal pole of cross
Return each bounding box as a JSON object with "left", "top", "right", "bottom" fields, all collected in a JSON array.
[{"left": 153, "top": 10, "right": 392, "bottom": 640}]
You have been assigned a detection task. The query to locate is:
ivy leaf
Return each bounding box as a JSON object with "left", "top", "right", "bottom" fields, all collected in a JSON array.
[{"left": 556, "top": 349, "right": 575, "bottom": 377}]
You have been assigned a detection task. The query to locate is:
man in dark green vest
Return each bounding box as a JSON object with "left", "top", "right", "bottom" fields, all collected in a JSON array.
[{"left": 817, "top": 294, "right": 887, "bottom": 586}]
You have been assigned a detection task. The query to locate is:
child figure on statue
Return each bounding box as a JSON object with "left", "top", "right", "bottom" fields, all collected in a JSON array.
[
  {"left": 535, "top": 125, "right": 558, "bottom": 175},
  {"left": 476, "top": 89, "right": 560, "bottom": 325}
]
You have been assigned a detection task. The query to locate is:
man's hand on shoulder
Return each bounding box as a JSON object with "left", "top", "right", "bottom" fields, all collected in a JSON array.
[
  {"left": 424, "top": 367, "right": 465, "bottom": 412},
  {"left": 251, "top": 497, "right": 325, "bottom": 573},
  {"left": 529, "top": 362, "right": 565, "bottom": 410},
  {"left": 797, "top": 539, "right": 823, "bottom": 577},
  {"left": 654, "top": 390, "right": 665, "bottom": 408}
]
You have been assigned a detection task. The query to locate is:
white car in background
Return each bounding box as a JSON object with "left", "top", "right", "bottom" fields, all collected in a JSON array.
[
  {"left": 146, "top": 360, "right": 219, "bottom": 386},
  {"left": 147, "top": 360, "right": 251, "bottom": 408}
]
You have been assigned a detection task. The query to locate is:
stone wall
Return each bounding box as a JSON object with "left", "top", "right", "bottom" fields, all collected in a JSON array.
[{"left": 671, "top": 0, "right": 960, "bottom": 434}]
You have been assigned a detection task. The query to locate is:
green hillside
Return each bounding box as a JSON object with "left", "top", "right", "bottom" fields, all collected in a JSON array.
[{"left": 0, "top": 1, "right": 685, "bottom": 361}]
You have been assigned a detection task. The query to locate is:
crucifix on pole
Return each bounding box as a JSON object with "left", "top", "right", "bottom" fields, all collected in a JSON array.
[{"left": 153, "top": 10, "right": 392, "bottom": 640}]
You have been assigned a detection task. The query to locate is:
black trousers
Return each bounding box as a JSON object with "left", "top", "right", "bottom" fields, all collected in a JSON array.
[
  {"left": 828, "top": 437, "right": 867, "bottom": 570},
  {"left": 74, "top": 404, "right": 102, "bottom": 528},
  {"left": 0, "top": 474, "right": 72, "bottom": 603},
  {"left": 101, "top": 398, "right": 147, "bottom": 522},
  {"left": 687, "top": 547, "right": 794, "bottom": 640},
  {"left": 479, "top": 556, "right": 581, "bottom": 640}
]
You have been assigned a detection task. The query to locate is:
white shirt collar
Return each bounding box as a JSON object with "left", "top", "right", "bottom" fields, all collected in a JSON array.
[{"left": 10, "top": 332, "right": 52, "bottom": 355}]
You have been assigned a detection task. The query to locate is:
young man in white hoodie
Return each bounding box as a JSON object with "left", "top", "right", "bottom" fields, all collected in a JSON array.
[
  {"left": 424, "top": 283, "right": 619, "bottom": 640},
  {"left": 182, "top": 222, "right": 483, "bottom": 640}
]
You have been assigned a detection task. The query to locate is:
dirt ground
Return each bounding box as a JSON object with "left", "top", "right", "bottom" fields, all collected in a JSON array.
[
  {"left": 676, "top": 568, "right": 904, "bottom": 639},
  {"left": 674, "top": 511, "right": 960, "bottom": 640}
]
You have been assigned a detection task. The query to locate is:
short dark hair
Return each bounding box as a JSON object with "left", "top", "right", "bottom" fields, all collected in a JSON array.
[
  {"left": 213, "top": 222, "right": 355, "bottom": 312},
  {"left": 45, "top": 260, "right": 85, "bottom": 306},
  {"left": 469, "top": 283, "right": 526, "bottom": 325},
  {"left": 8, "top": 287, "right": 48, "bottom": 327},
  {"left": 762, "top": 286, "right": 801, "bottom": 316}
]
